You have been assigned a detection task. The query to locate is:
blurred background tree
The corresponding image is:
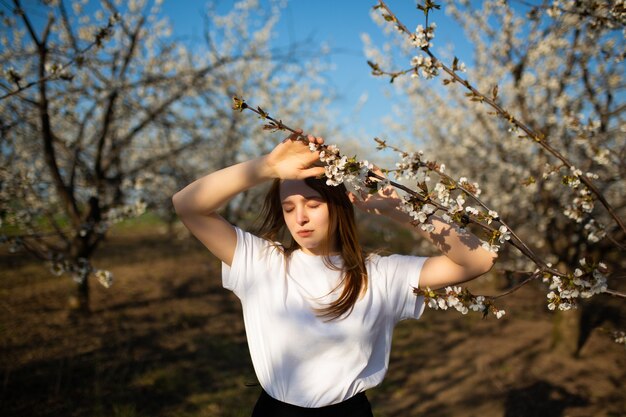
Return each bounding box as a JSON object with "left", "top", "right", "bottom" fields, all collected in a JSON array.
[{"left": 0, "top": 0, "right": 334, "bottom": 312}]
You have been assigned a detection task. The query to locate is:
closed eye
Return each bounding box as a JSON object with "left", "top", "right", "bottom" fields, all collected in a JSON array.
[{"left": 282, "top": 201, "right": 296, "bottom": 213}]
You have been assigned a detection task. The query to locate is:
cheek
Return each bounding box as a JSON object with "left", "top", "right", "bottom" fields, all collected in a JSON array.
[
  {"left": 282, "top": 211, "right": 295, "bottom": 228},
  {"left": 283, "top": 212, "right": 302, "bottom": 235},
  {"left": 313, "top": 208, "right": 331, "bottom": 227}
]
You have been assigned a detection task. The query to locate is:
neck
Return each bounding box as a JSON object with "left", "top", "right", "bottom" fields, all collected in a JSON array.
[{"left": 299, "top": 240, "right": 339, "bottom": 257}]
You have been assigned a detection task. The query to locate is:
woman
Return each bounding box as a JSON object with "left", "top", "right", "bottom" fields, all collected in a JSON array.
[{"left": 172, "top": 131, "right": 497, "bottom": 416}]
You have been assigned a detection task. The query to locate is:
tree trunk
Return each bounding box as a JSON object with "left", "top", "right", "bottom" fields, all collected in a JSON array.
[
  {"left": 551, "top": 308, "right": 581, "bottom": 357},
  {"left": 67, "top": 279, "right": 90, "bottom": 314}
]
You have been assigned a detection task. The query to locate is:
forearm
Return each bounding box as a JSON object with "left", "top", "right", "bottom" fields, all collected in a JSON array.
[{"left": 172, "top": 155, "right": 273, "bottom": 216}]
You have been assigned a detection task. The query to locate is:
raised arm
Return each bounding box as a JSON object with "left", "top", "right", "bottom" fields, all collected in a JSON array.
[
  {"left": 172, "top": 131, "right": 325, "bottom": 265},
  {"left": 348, "top": 177, "right": 497, "bottom": 290}
]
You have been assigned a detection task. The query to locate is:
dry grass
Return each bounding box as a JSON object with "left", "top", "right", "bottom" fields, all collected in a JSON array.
[{"left": 1, "top": 226, "right": 625, "bottom": 417}]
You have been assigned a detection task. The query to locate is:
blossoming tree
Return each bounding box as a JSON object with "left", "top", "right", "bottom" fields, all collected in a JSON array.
[
  {"left": 0, "top": 0, "right": 332, "bottom": 312},
  {"left": 364, "top": 0, "right": 625, "bottom": 350}
]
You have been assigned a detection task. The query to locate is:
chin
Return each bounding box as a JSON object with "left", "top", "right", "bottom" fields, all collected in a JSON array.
[{"left": 296, "top": 241, "right": 323, "bottom": 253}]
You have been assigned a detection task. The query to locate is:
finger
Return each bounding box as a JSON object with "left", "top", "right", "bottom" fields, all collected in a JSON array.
[
  {"left": 283, "top": 129, "right": 303, "bottom": 143},
  {"left": 303, "top": 146, "right": 321, "bottom": 161},
  {"left": 299, "top": 166, "right": 326, "bottom": 179}
]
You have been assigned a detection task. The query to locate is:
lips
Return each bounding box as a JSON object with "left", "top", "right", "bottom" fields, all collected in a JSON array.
[{"left": 297, "top": 230, "right": 313, "bottom": 237}]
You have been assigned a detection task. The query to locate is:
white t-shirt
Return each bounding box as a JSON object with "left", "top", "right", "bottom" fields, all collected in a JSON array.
[{"left": 222, "top": 227, "right": 427, "bottom": 408}]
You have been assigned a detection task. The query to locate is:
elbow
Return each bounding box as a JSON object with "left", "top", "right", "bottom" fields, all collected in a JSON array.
[
  {"left": 477, "top": 250, "right": 498, "bottom": 276},
  {"left": 465, "top": 249, "right": 497, "bottom": 279},
  {"left": 171, "top": 191, "right": 214, "bottom": 219},
  {"left": 171, "top": 191, "right": 186, "bottom": 216}
]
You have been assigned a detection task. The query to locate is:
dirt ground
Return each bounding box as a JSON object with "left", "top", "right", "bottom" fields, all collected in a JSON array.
[{"left": 1, "top": 227, "right": 625, "bottom": 417}]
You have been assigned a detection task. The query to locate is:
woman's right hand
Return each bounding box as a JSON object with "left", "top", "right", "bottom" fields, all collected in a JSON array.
[{"left": 264, "top": 130, "right": 326, "bottom": 180}]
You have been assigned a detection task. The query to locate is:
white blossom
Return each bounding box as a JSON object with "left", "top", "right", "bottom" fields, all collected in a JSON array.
[
  {"left": 481, "top": 240, "right": 500, "bottom": 253},
  {"left": 412, "top": 23, "right": 436, "bottom": 48},
  {"left": 613, "top": 331, "right": 626, "bottom": 348},
  {"left": 497, "top": 225, "right": 511, "bottom": 243},
  {"left": 95, "top": 269, "right": 113, "bottom": 288}
]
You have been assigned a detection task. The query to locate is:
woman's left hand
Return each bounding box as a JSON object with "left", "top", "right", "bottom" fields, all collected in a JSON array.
[{"left": 347, "top": 169, "right": 402, "bottom": 217}]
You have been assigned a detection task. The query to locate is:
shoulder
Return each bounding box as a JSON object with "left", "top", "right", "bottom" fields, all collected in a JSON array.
[
  {"left": 366, "top": 252, "right": 428, "bottom": 285},
  {"left": 366, "top": 252, "right": 425, "bottom": 269},
  {"left": 233, "top": 226, "right": 285, "bottom": 259}
]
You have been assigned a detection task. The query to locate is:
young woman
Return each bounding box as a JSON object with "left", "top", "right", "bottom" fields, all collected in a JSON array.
[{"left": 172, "top": 131, "right": 497, "bottom": 416}]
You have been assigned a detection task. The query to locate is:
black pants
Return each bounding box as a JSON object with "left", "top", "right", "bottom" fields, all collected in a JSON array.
[{"left": 251, "top": 389, "right": 374, "bottom": 417}]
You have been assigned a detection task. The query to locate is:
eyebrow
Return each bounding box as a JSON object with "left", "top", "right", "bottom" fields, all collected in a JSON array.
[{"left": 281, "top": 195, "right": 324, "bottom": 204}]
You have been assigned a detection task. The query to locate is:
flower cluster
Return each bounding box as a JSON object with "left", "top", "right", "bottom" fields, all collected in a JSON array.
[
  {"left": 104, "top": 200, "right": 147, "bottom": 226},
  {"left": 416, "top": 286, "right": 506, "bottom": 319},
  {"left": 546, "top": 0, "right": 563, "bottom": 18},
  {"left": 48, "top": 256, "right": 113, "bottom": 288},
  {"left": 562, "top": 165, "right": 583, "bottom": 188},
  {"left": 44, "top": 62, "right": 72, "bottom": 80},
  {"left": 412, "top": 23, "right": 436, "bottom": 48},
  {"left": 583, "top": 219, "right": 606, "bottom": 243},
  {"left": 440, "top": 194, "right": 465, "bottom": 223},
  {"left": 563, "top": 186, "right": 594, "bottom": 223},
  {"left": 395, "top": 151, "right": 425, "bottom": 181},
  {"left": 480, "top": 225, "right": 511, "bottom": 253},
  {"left": 544, "top": 259, "right": 608, "bottom": 311},
  {"left": 433, "top": 180, "right": 451, "bottom": 205},
  {"left": 94, "top": 269, "right": 114, "bottom": 288},
  {"left": 400, "top": 197, "right": 437, "bottom": 232},
  {"left": 410, "top": 54, "right": 441, "bottom": 79},
  {"left": 559, "top": 165, "right": 598, "bottom": 228},
  {"left": 458, "top": 177, "right": 482, "bottom": 197},
  {"left": 613, "top": 331, "right": 626, "bottom": 348},
  {"left": 311, "top": 142, "right": 372, "bottom": 190}
]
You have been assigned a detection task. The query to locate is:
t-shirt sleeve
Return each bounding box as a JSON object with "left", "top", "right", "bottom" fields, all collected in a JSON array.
[
  {"left": 221, "top": 227, "right": 276, "bottom": 298},
  {"left": 378, "top": 254, "right": 428, "bottom": 322}
]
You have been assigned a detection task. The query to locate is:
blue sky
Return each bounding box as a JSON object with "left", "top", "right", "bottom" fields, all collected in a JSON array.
[
  {"left": 160, "top": 0, "right": 473, "bottom": 139},
  {"left": 4, "top": 0, "right": 474, "bottom": 141}
]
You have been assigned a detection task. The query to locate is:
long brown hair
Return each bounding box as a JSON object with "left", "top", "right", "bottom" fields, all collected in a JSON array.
[{"left": 255, "top": 178, "right": 368, "bottom": 320}]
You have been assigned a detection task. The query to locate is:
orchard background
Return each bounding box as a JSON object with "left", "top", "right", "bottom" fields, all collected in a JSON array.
[{"left": 1, "top": 1, "right": 624, "bottom": 416}]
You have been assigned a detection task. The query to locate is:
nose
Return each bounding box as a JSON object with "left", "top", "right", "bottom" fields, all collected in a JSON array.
[{"left": 295, "top": 206, "right": 309, "bottom": 225}]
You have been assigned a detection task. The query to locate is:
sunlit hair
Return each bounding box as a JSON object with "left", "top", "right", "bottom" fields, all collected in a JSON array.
[{"left": 255, "top": 178, "right": 368, "bottom": 320}]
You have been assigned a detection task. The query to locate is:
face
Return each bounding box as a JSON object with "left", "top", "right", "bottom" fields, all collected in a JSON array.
[{"left": 279, "top": 180, "right": 337, "bottom": 256}]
